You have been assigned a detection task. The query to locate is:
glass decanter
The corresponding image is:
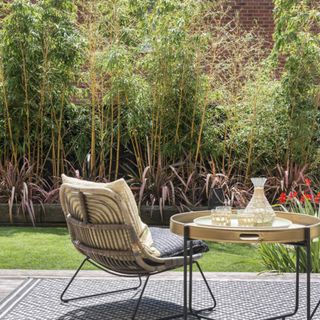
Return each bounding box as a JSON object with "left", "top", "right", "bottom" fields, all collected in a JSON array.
[{"left": 244, "top": 177, "right": 275, "bottom": 226}]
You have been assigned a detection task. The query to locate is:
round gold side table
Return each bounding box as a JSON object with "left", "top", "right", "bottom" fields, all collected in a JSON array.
[{"left": 170, "top": 210, "right": 320, "bottom": 320}]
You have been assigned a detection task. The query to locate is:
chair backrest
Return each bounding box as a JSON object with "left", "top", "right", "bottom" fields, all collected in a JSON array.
[
  {"left": 60, "top": 175, "right": 147, "bottom": 237},
  {"left": 60, "top": 181, "right": 185, "bottom": 274},
  {"left": 60, "top": 183, "right": 148, "bottom": 273}
]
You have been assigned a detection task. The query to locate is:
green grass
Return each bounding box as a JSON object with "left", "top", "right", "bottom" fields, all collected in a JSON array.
[
  {"left": 200, "top": 242, "right": 263, "bottom": 272},
  {"left": 0, "top": 227, "right": 264, "bottom": 272}
]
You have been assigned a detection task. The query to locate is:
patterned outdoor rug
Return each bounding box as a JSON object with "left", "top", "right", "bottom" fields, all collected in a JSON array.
[{"left": 1, "top": 277, "right": 320, "bottom": 319}]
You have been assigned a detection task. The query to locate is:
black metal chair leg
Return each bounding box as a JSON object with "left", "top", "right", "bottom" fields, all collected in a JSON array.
[
  {"left": 132, "top": 275, "right": 150, "bottom": 320},
  {"left": 60, "top": 257, "right": 142, "bottom": 303},
  {"left": 60, "top": 257, "right": 88, "bottom": 302},
  {"left": 62, "top": 258, "right": 187, "bottom": 320}
]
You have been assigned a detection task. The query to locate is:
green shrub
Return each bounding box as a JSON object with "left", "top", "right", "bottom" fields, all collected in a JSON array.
[
  {"left": 1, "top": 0, "right": 319, "bottom": 210},
  {"left": 259, "top": 198, "right": 320, "bottom": 273},
  {"left": 78, "top": 0, "right": 212, "bottom": 179},
  {"left": 272, "top": 0, "right": 320, "bottom": 166},
  {"left": 0, "top": 0, "right": 84, "bottom": 177}
]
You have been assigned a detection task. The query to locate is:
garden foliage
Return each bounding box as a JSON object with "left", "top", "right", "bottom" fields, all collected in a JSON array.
[
  {"left": 272, "top": 0, "right": 320, "bottom": 166},
  {"left": 0, "top": 0, "right": 319, "bottom": 210},
  {"left": 0, "top": 0, "right": 84, "bottom": 179},
  {"left": 260, "top": 187, "right": 320, "bottom": 273}
]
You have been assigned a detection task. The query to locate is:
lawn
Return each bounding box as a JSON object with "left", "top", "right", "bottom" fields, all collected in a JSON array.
[{"left": 0, "top": 227, "right": 264, "bottom": 272}]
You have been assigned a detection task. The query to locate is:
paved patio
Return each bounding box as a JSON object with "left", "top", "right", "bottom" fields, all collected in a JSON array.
[
  {"left": 3, "top": 269, "right": 319, "bottom": 301},
  {"left": 2, "top": 270, "right": 320, "bottom": 319}
]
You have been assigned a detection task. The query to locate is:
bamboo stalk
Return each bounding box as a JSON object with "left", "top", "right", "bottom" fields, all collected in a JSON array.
[
  {"left": 1, "top": 75, "right": 17, "bottom": 165},
  {"left": 195, "top": 93, "right": 208, "bottom": 162},
  {"left": 51, "top": 108, "right": 57, "bottom": 178},
  {"left": 245, "top": 93, "right": 257, "bottom": 182},
  {"left": 190, "top": 57, "right": 200, "bottom": 140},
  {"left": 20, "top": 50, "right": 31, "bottom": 162},
  {"left": 152, "top": 96, "right": 160, "bottom": 167},
  {"left": 37, "top": 33, "right": 49, "bottom": 176},
  {"left": 57, "top": 89, "right": 65, "bottom": 177},
  {"left": 98, "top": 100, "right": 105, "bottom": 178},
  {"left": 136, "top": 134, "right": 143, "bottom": 178},
  {"left": 131, "top": 132, "right": 143, "bottom": 178},
  {"left": 90, "top": 49, "right": 97, "bottom": 177},
  {"left": 115, "top": 93, "right": 121, "bottom": 179},
  {"left": 174, "top": 62, "right": 186, "bottom": 144},
  {"left": 150, "top": 90, "right": 156, "bottom": 164},
  {"left": 108, "top": 99, "right": 114, "bottom": 180},
  {"left": 98, "top": 76, "right": 106, "bottom": 178}
]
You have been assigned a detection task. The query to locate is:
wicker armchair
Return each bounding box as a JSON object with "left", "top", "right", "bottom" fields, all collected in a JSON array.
[{"left": 59, "top": 176, "right": 215, "bottom": 319}]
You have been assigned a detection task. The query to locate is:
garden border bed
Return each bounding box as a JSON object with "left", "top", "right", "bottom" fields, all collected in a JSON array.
[{"left": 0, "top": 204, "right": 208, "bottom": 227}]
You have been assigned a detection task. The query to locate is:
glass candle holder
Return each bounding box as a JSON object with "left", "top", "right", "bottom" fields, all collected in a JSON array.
[
  {"left": 211, "top": 207, "right": 232, "bottom": 226},
  {"left": 237, "top": 209, "right": 256, "bottom": 227},
  {"left": 215, "top": 206, "right": 232, "bottom": 212}
]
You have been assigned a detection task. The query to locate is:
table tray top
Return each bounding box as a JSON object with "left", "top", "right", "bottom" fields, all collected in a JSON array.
[
  {"left": 194, "top": 215, "right": 292, "bottom": 229},
  {"left": 170, "top": 210, "right": 320, "bottom": 243}
]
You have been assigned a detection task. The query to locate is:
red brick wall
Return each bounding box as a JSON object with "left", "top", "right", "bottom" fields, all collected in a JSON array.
[
  {"left": 1, "top": 0, "right": 276, "bottom": 48},
  {"left": 229, "top": 0, "right": 275, "bottom": 48}
]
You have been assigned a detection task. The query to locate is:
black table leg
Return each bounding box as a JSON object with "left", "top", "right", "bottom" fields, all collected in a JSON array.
[
  {"left": 183, "top": 225, "right": 189, "bottom": 320},
  {"left": 306, "top": 228, "right": 311, "bottom": 320},
  {"left": 182, "top": 227, "right": 308, "bottom": 320},
  {"left": 184, "top": 243, "right": 303, "bottom": 320},
  {"left": 189, "top": 239, "right": 193, "bottom": 313}
]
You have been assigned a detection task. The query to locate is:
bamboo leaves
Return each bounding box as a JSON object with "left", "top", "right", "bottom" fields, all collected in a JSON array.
[{"left": 0, "top": 0, "right": 84, "bottom": 179}]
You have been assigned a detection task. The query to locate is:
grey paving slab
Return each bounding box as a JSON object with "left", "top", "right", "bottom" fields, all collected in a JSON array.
[
  {"left": 3, "top": 269, "right": 320, "bottom": 280},
  {"left": 2, "top": 270, "right": 320, "bottom": 303}
]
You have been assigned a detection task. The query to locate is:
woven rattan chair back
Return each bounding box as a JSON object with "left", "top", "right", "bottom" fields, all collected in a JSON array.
[{"left": 60, "top": 183, "right": 156, "bottom": 274}]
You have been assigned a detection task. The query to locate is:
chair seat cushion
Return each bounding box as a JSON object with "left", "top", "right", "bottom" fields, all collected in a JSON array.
[{"left": 150, "top": 227, "right": 209, "bottom": 257}]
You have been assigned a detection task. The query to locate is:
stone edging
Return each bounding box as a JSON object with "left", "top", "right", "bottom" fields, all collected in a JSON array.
[{"left": 1, "top": 269, "right": 320, "bottom": 282}]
